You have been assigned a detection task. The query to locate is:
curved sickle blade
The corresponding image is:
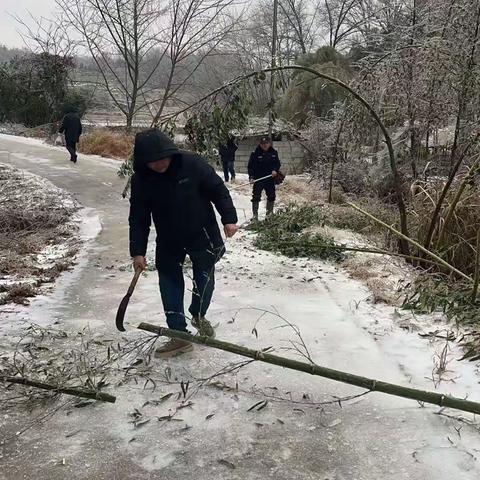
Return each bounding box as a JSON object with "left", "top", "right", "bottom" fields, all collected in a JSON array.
[
  {"left": 115, "top": 293, "right": 131, "bottom": 332},
  {"left": 115, "top": 269, "right": 142, "bottom": 332}
]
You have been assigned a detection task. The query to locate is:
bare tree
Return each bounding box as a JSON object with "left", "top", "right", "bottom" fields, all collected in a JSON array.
[
  {"left": 13, "top": 12, "right": 77, "bottom": 58},
  {"left": 150, "top": 0, "right": 239, "bottom": 125},
  {"left": 246, "top": 0, "right": 319, "bottom": 68},
  {"left": 56, "top": 0, "right": 237, "bottom": 128},
  {"left": 278, "top": 0, "right": 318, "bottom": 56},
  {"left": 318, "top": 0, "right": 379, "bottom": 49},
  {"left": 57, "top": 0, "right": 168, "bottom": 128}
]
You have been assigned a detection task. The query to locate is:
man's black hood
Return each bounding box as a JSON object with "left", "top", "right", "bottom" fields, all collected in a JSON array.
[{"left": 133, "top": 129, "right": 180, "bottom": 173}]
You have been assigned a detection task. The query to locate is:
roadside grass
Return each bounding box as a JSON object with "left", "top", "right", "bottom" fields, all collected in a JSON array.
[{"left": 78, "top": 129, "right": 133, "bottom": 160}]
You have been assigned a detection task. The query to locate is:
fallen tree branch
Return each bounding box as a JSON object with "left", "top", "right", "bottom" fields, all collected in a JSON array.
[
  {"left": 347, "top": 202, "right": 473, "bottom": 282},
  {"left": 267, "top": 239, "right": 446, "bottom": 269},
  {"left": 137, "top": 324, "right": 480, "bottom": 416},
  {"left": 1, "top": 376, "right": 116, "bottom": 403}
]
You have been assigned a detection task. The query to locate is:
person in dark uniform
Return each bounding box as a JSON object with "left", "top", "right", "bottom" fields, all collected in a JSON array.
[
  {"left": 59, "top": 110, "right": 82, "bottom": 163},
  {"left": 248, "top": 136, "right": 281, "bottom": 220},
  {"left": 129, "top": 129, "right": 238, "bottom": 357},
  {"left": 218, "top": 136, "right": 238, "bottom": 182}
]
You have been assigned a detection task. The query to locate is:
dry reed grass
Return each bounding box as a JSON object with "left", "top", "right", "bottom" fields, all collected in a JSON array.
[{"left": 78, "top": 129, "right": 133, "bottom": 160}]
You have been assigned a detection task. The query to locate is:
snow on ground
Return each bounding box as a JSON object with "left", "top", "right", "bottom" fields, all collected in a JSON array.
[{"left": 0, "top": 134, "right": 479, "bottom": 479}]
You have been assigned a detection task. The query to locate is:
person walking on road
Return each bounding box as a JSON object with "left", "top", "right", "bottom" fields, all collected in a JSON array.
[
  {"left": 218, "top": 136, "right": 238, "bottom": 182},
  {"left": 248, "top": 136, "right": 281, "bottom": 220},
  {"left": 129, "top": 129, "right": 238, "bottom": 357},
  {"left": 59, "top": 110, "right": 82, "bottom": 163}
]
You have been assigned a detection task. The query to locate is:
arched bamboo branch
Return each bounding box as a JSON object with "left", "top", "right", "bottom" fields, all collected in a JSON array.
[{"left": 156, "top": 65, "right": 410, "bottom": 254}]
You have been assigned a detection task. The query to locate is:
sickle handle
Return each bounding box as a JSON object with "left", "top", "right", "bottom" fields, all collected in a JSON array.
[{"left": 127, "top": 268, "right": 142, "bottom": 295}]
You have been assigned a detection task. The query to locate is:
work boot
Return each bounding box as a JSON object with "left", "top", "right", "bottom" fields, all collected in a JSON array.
[
  {"left": 252, "top": 201, "right": 259, "bottom": 221},
  {"left": 266, "top": 200, "right": 275, "bottom": 216},
  {"left": 155, "top": 338, "right": 193, "bottom": 358},
  {"left": 191, "top": 316, "right": 215, "bottom": 338}
]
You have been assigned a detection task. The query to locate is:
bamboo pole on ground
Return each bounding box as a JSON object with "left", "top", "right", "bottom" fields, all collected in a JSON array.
[
  {"left": 138, "top": 323, "right": 480, "bottom": 416},
  {"left": 1, "top": 376, "right": 116, "bottom": 403}
]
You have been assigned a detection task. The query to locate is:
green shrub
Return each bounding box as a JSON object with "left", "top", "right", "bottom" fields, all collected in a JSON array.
[
  {"left": 0, "top": 53, "right": 74, "bottom": 127},
  {"left": 62, "top": 87, "right": 92, "bottom": 116}
]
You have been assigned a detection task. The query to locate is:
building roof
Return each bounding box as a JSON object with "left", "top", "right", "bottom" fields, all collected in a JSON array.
[{"left": 232, "top": 116, "right": 297, "bottom": 137}]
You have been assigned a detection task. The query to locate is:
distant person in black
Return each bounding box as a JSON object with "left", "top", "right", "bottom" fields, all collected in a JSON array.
[
  {"left": 59, "top": 111, "right": 82, "bottom": 163},
  {"left": 248, "top": 136, "right": 281, "bottom": 220},
  {"left": 218, "top": 136, "right": 238, "bottom": 182}
]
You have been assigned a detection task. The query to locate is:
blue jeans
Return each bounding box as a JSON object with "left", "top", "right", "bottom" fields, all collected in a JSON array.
[{"left": 156, "top": 248, "right": 217, "bottom": 331}]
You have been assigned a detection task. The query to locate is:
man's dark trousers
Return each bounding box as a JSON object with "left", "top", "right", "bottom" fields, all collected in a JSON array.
[
  {"left": 66, "top": 141, "right": 77, "bottom": 162},
  {"left": 252, "top": 177, "right": 276, "bottom": 202},
  {"left": 222, "top": 159, "right": 235, "bottom": 182},
  {"left": 156, "top": 247, "right": 218, "bottom": 331}
]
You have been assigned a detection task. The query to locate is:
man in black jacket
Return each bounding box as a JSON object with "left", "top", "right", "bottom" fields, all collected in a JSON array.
[
  {"left": 59, "top": 110, "right": 82, "bottom": 163},
  {"left": 218, "top": 136, "right": 238, "bottom": 182},
  {"left": 129, "top": 129, "right": 238, "bottom": 357},
  {"left": 248, "top": 137, "right": 281, "bottom": 220}
]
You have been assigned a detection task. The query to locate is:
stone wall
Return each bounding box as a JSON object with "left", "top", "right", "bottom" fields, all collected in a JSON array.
[{"left": 233, "top": 138, "right": 305, "bottom": 174}]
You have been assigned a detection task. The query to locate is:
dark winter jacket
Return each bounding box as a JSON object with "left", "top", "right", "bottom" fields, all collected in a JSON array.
[
  {"left": 218, "top": 138, "right": 238, "bottom": 162},
  {"left": 248, "top": 145, "right": 281, "bottom": 180},
  {"left": 59, "top": 113, "right": 82, "bottom": 144},
  {"left": 129, "top": 129, "right": 238, "bottom": 258}
]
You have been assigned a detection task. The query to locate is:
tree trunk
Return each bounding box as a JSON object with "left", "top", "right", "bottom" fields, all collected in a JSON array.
[
  {"left": 268, "top": 0, "right": 279, "bottom": 139},
  {"left": 126, "top": 112, "right": 134, "bottom": 130},
  {"left": 472, "top": 230, "right": 480, "bottom": 302},
  {"left": 408, "top": 114, "right": 419, "bottom": 179},
  {"left": 151, "top": 62, "right": 176, "bottom": 127},
  {"left": 328, "top": 111, "right": 346, "bottom": 203}
]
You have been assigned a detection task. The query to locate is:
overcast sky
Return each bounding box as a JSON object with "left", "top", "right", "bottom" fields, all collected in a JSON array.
[{"left": 1, "top": 0, "right": 57, "bottom": 48}]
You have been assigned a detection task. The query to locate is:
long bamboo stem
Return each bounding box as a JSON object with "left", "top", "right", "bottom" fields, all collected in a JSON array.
[
  {"left": 1, "top": 376, "right": 116, "bottom": 403},
  {"left": 472, "top": 229, "right": 480, "bottom": 302},
  {"left": 138, "top": 324, "right": 480, "bottom": 416},
  {"left": 347, "top": 202, "right": 473, "bottom": 282}
]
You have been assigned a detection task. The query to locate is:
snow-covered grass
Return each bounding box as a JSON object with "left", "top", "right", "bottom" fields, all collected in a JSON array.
[{"left": 0, "top": 163, "right": 80, "bottom": 305}]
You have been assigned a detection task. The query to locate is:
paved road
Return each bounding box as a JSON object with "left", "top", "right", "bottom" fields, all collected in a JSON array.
[{"left": 0, "top": 134, "right": 479, "bottom": 480}]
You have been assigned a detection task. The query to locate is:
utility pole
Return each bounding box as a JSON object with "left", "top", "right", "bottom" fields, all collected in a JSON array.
[{"left": 268, "top": 0, "right": 278, "bottom": 139}]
